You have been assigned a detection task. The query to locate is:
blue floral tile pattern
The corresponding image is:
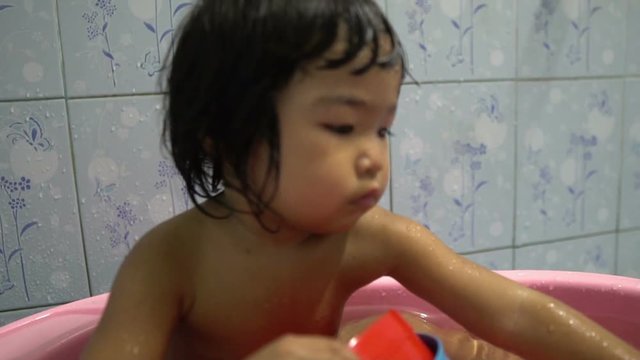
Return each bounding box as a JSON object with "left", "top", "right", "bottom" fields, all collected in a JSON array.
[
  {"left": 516, "top": 80, "right": 623, "bottom": 245},
  {"left": 515, "top": 234, "right": 615, "bottom": 274},
  {"left": 620, "top": 79, "right": 640, "bottom": 229},
  {"left": 68, "top": 96, "right": 188, "bottom": 294},
  {"left": 387, "top": 0, "right": 515, "bottom": 82},
  {"left": 0, "top": 0, "right": 64, "bottom": 100},
  {"left": 517, "top": 0, "right": 626, "bottom": 78},
  {"left": 57, "top": 0, "right": 193, "bottom": 97},
  {"left": 0, "top": 100, "right": 88, "bottom": 311},
  {"left": 617, "top": 231, "right": 640, "bottom": 278},
  {"left": 391, "top": 82, "right": 515, "bottom": 253}
]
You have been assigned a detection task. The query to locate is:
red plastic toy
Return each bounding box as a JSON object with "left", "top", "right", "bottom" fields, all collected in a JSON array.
[{"left": 348, "top": 310, "right": 435, "bottom": 360}]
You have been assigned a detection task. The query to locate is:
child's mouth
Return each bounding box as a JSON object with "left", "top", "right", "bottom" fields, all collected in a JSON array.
[{"left": 352, "top": 190, "right": 380, "bottom": 208}]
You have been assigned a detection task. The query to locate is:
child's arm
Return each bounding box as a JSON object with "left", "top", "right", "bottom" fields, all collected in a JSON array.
[
  {"left": 81, "top": 231, "right": 188, "bottom": 360},
  {"left": 375, "top": 210, "right": 640, "bottom": 360}
]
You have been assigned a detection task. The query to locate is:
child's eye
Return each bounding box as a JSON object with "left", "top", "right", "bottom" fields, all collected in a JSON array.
[
  {"left": 324, "top": 124, "right": 354, "bottom": 135},
  {"left": 378, "top": 128, "right": 394, "bottom": 138}
]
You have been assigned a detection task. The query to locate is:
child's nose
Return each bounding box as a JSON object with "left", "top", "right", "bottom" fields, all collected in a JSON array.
[{"left": 355, "top": 147, "right": 384, "bottom": 179}]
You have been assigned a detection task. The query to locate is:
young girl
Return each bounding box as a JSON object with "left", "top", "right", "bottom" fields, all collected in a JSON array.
[{"left": 82, "top": 0, "right": 640, "bottom": 359}]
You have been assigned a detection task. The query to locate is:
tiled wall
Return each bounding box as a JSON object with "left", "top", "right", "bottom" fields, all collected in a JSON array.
[{"left": 0, "top": 0, "right": 638, "bottom": 324}]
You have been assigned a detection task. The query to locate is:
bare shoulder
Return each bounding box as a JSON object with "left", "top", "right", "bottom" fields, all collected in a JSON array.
[
  {"left": 82, "top": 208, "right": 213, "bottom": 359},
  {"left": 106, "top": 207, "right": 213, "bottom": 315},
  {"left": 349, "top": 206, "right": 467, "bottom": 281},
  {"left": 341, "top": 207, "right": 433, "bottom": 282},
  {"left": 122, "top": 208, "right": 203, "bottom": 280},
  {"left": 351, "top": 206, "right": 434, "bottom": 250}
]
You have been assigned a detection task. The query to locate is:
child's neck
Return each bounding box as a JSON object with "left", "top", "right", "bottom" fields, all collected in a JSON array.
[{"left": 208, "top": 191, "right": 321, "bottom": 248}]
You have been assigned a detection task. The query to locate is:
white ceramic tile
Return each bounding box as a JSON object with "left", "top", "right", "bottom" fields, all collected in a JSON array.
[
  {"left": 387, "top": 0, "right": 515, "bottom": 82},
  {"left": 516, "top": 80, "right": 623, "bottom": 244},
  {"left": 626, "top": 0, "right": 640, "bottom": 74},
  {"left": 68, "top": 95, "right": 188, "bottom": 294},
  {"left": 617, "top": 231, "right": 640, "bottom": 278},
  {"left": 57, "top": 0, "right": 194, "bottom": 97},
  {"left": 391, "top": 82, "right": 516, "bottom": 252},
  {"left": 517, "top": 0, "right": 627, "bottom": 78},
  {"left": 464, "top": 248, "right": 513, "bottom": 270},
  {"left": 0, "top": 0, "right": 64, "bottom": 100},
  {"left": 375, "top": 0, "right": 386, "bottom": 13},
  {"left": 0, "top": 100, "right": 88, "bottom": 311},
  {"left": 620, "top": 79, "right": 640, "bottom": 229},
  {"left": 515, "top": 234, "right": 616, "bottom": 273}
]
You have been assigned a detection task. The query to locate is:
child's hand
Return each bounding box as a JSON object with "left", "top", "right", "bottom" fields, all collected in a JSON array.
[{"left": 245, "top": 334, "right": 359, "bottom": 360}]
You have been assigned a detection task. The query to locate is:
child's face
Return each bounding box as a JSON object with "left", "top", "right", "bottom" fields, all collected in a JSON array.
[{"left": 251, "top": 39, "right": 403, "bottom": 234}]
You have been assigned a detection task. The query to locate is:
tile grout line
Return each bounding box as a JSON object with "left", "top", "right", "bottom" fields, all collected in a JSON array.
[
  {"left": 511, "top": 0, "right": 520, "bottom": 270},
  {"left": 3, "top": 76, "right": 640, "bottom": 104},
  {"left": 460, "top": 227, "right": 640, "bottom": 258},
  {"left": 53, "top": 0, "right": 93, "bottom": 298}
]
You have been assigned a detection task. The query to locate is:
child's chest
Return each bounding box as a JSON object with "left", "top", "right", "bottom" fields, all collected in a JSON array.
[{"left": 173, "top": 248, "right": 357, "bottom": 358}]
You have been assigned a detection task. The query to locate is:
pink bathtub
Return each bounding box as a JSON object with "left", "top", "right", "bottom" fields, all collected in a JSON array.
[{"left": 0, "top": 270, "right": 639, "bottom": 359}]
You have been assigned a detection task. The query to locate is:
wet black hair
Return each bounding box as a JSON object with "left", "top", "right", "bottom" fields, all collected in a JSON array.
[{"left": 162, "top": 0, "right": 407, "bottom": 221}]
